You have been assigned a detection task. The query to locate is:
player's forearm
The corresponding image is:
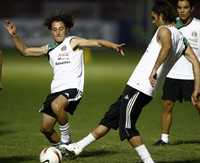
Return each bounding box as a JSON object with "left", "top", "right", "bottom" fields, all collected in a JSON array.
[
  {"left": 185, "top": 46, "right": 200, "bottom": 91},
  {"left": 97, "top": 40, "right": 118, "bottom": 49},
  {"left": 153, "top": 47, "right": 171, "bottom": 71},
  {"left": 192, "top": 62, "right": 200, "bottom": 91},
  {"left": 11, "top": 35, "right": 28, "bottom": 55}
]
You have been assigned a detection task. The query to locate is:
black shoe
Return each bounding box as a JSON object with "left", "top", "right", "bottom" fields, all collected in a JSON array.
[
  {"left": 153, "top": 139, "right": 168, "bottom": 146},
  {"left": 58, "top": 141, "right": 72, "bottom": 157}
]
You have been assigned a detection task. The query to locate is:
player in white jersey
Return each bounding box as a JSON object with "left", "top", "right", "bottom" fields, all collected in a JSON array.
[
  {"left": 154, "top": 0, "right": 200, "bottom": 146},
  {"left": 0, "top": 49, "right": 3, "bottom": 90},
  {"left": 60, "top": 1, "right": 200, "bottom": 163},
  {"left": 4, "top": 14, "right": 124, "bottom": 147}
]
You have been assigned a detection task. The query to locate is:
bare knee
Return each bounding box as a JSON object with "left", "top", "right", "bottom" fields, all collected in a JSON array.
[
  {"left": 51, "top": 101, "right": 62, "bottom": 113},
  {"left": 163, "top": 100, "right": 175, "bottom": 113},
  {"left": 92, "top": 125, "right": 110, "bottom": 139}
]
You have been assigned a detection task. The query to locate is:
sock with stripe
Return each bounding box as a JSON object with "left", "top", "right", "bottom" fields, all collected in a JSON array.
[
  {"left": 135, "top": 144, "right": 154, "bottom": 163},
  {"left": 59, "top": 123, "right": 71, "bottom": 144}
]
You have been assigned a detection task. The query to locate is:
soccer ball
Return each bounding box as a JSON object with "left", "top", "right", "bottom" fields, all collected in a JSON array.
[{"left": 40, "top": 147, "right": 62, "bottom": 163}]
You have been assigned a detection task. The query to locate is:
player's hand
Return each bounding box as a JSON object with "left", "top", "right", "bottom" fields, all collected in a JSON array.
[
  {"left": 191, "top": 90, "right": 200, "bottom": 107},
  {"left": 4, "top": 20, "right": 17, "bottom": 37},
  {"left": 149, "top": 69, "right": 157, "bottom": 87},
  {"left": 113, "top": 43, "right": 125, "bottom": 56}
]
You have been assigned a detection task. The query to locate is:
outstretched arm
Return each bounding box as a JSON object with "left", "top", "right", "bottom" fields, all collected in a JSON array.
[
  {"left": 184, "top": 46, "right": 200, "bottom": 106},
  {"left": 149, "top": 27, "right": 172, "bottom": 87},
  {"left": 70, "top": 37, "right": 125, "bottom": 56},
  {"left": 4, "top": 20, "right": 48, "bottom": 56}
]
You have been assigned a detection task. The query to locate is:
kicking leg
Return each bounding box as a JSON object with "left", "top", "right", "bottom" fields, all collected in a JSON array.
[
  {"left": 61, "top": 125, "right": 110, "bottom": 156},
  {"left": 129, "top": 136, "right": 154, "bottom": 163}
]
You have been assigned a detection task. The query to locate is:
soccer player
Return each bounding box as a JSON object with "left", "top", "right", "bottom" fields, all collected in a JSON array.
[
  {"left": 154, "top": 0, "right": 200, "bottom": 146},
  {"left": 60, "top": 1, "right": 200, "bottom": 163},
  {"left": 0, "top": 49, "right": 2, "bottom": 90},
  {"left": 4, "top": 14, "right": 124, "bottom": 146}
]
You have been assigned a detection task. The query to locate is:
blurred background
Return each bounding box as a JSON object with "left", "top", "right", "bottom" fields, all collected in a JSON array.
[
  {"left": 1, "top": 1, "right": 200, "bottom": 163},
  {"left": 0, "top": 0, "right": 199, "bottom": 49}
]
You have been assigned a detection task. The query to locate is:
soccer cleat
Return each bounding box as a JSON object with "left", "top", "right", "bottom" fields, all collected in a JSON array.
[
  {"left": 153, "top": 139, "right": 168, "bottom": 146},
  {"left": 59, "top": 143, "right": 83, "bottom": 157},
  {"left": 54, "top": 141, "right": 72, "bottom": 157}
]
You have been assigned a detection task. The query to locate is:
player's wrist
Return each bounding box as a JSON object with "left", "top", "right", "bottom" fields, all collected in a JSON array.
[{"left": 11, "top": 32, "right": 17, "bottom": 38}]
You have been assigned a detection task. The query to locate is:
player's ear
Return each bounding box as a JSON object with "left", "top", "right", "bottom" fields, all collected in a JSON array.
[{"left": 159, "top": 13, "right": 164, "bottom": 21}]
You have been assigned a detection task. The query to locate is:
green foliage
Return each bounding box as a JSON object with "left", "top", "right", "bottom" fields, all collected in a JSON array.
[{"left": 0, "top": 49, "right": 200, "bottom": 163}]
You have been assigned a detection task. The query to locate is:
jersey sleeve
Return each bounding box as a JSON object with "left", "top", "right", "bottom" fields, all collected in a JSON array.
[{"left": 47, "top": 43, "right": 58, "bottom": 55}]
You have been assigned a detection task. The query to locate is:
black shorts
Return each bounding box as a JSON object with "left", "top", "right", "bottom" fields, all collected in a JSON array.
[
  {"left": 99, "top": 85, "right": 152, "bottom": 141},
  {"left": 39, "top": 89, "right": 83, "bottom": 118},
  {"left": 162, "top": 78, "right": 194, "bottom": 102}
]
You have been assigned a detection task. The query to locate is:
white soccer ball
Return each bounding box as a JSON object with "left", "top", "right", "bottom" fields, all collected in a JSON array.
[{"left": 40, "top": 147, "right": 62, "bottom": 163}]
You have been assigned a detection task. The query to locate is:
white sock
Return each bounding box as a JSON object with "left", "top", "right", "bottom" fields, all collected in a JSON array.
[
  {"left": 135, "top": 144, "right": 154, "bottom": 163},
  {"left": 77, "top": 133, "right": 96, "bottom": 149},
  {"left": 161, "top": 133, "right": 169, "bottom": 143},
  {"left": 59, "top": 123, "right": 71, "bottom": 144}
]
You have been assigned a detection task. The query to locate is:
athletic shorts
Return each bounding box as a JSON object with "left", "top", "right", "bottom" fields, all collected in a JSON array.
[
  {"left": 162, "top": 78, "right": 194, "bottom": 102},
  {"left": 39, "top": 89, "right": 83, "bottom": 118},
  {"left": 99, "top": 85, "right": 152, "bottom": 141}
]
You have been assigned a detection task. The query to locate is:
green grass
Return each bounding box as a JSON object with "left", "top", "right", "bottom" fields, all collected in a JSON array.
[{"left": 0, "top": 49, "right": 200, "bottom": 163}]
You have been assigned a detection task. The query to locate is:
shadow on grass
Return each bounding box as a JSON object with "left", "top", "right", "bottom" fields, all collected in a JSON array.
[
  {"left": 171, "top": 139, "right": 200, "bottom": 145},
  {"left": 0, "top": 121, "right": 16, "bottom": 136},
  {"left": 0, "top": 130, "right": 16, "bottom": 136},
  {"left": 0, "top": 155, "right": 36, "bottom": 163},
  {"left": 79, "top": 149, "right": 119, "bottom": 158}
]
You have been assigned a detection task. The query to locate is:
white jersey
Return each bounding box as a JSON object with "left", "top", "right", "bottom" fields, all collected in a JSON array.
[
  {"left": 127, "top": 26, "right": 187, "bottom": 97},
  {"left": 167, "top": 18, "right": 200, "bottom": 79},
  {"left": 48, "top": 36, "right": 84, "bottom": 93}
]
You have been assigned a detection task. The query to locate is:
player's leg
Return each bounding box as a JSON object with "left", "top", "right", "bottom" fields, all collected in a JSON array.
[
  {"left": 51, "top": 95, "right": 71, "bottom": 144},
  {"left": 157, "top": 99, "right": 175, "bottom": 144},
  {"left": 119, "top": 87, "right": 154, "bottom": 163},
  {"left": 0, "top": 50, "right": 3, "bottom": 90},
  {"left": 40, "top": 113, "right": 60, "bottom": 144},
  {"left": 61, "top": 125, "right": 110, "bottom": 156},
  {"left": 154, "top": 78, "right": 180, "bottom": 145},
  {"left": 129, "top": 136, "right": 154, "bottom": 163},
  {"left": 61, "top": 92, "right": 123, "bottom": 156}
]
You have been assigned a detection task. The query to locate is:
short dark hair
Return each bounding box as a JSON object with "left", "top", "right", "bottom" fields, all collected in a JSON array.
[
  {"left": 44, "top": 12, "right": 74, "bottom": 30},
  {"left": 176, "top": 0, "right": 194, "bottom": 7},
  {"left": 152, "top": 0, "right": 177, "bottom": 23}
]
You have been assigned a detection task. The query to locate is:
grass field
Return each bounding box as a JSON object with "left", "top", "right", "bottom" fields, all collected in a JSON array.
[{"left": 0, "top": 48, "right": 200, "bottom": 163}]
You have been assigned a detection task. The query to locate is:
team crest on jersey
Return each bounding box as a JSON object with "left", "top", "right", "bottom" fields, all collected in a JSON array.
[
  {"left": 191, "top": 31, "right": 197, "bottom": 38},
  {"left": 61, "top": 45, "right": 67, "bottom": 51}
]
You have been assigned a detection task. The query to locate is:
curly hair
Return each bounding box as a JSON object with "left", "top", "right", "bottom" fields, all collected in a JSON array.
[
  {"left": 44, "top": 12, "right": 74, "bottom": 30},
  {"left": 152, "top": 0, "right": 177, "bottom": 23}
]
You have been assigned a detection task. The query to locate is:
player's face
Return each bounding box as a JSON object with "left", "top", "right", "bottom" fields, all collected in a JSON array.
[
  {"left": 177, "top": 0, "right": 193, "bottom": 22},
  {"left": 151, "top": 11, "right": 164, "bottom": 28},
  {"left": 51, "top": 21, "right": 68, "bottom": 43}
]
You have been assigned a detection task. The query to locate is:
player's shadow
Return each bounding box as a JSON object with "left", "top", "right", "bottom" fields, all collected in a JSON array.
[
  {"left": 0, "top": 121, "right": 16, "bottom": 136},
  {"left": 0, "top": 130, "right": 16, "bottom": 136},
  {"left": 170, "top": 139, "right": 200, "bottom": 145},
  {"left": 0, "top": 155, "right": 36, "bottom": 163},
  {"left": 79, "top": 149, "right": 119, "bottom": 158}
]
